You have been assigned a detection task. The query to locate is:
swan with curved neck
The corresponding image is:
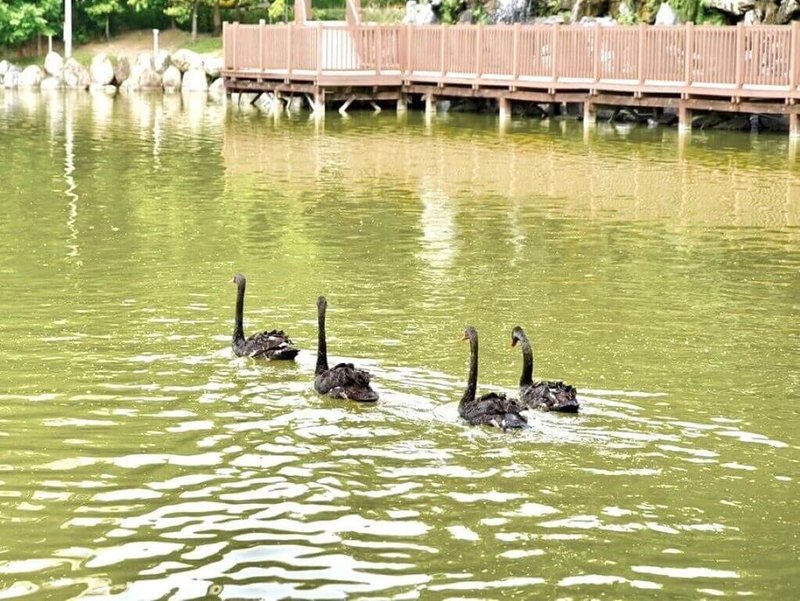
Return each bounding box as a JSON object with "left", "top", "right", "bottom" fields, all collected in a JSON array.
[
  {"left": 511, "top": 325, "right": 578, "bottom": 412},
  {"left": 230, "top": 273, "right": 299, "bottom": 360},
  {"left": 459, "top": 326, "right": 526, "bottom": 430},
  {"left": 314, "top": 296, "right": 378, "bottom": 402}
]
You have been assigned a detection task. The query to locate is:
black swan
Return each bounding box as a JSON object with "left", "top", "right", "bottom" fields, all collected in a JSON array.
[
  {"left": 511, "top": 325, "right": 579, "bottom": 413},
  {"left": 313, "top": 296, "right": 379, "bottom": 402},
  {"left": 459, "top": 326, "right": 527, "bottom": 430},
  {"left": 230, "top": 274, "right": 299, "bottom": 360}
]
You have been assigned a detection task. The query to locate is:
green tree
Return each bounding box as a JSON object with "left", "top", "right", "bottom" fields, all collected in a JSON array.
[
  {"left": 0, "top": 0, "right": 58, "bottom": 47},
  {"left": 84, "top": 0, "right": 124, "bottom": 40},
  {"left": 164, "top": 0, "right": 215, "bottom": 41}
]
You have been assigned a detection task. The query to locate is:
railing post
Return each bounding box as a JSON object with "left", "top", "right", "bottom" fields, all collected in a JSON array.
[
  {"left": 317, "top": 21, "right": 323, "bottom": 75},
  {"left": 637, "top": 22, "right": 645, "bottom": 86},
  {"left": 287, "top": 22, "right": 293, "bottom": 75},
  {"left": 476, "top": 24, "right": 483, "bottom": 81},
  {"left": 223, "top": 22, "right": 228, "bottom": 69},
  {"left": 259, "top": 19, "right": 265, "bottom": 72},
  {"left": 232, "top": 22, "right": 238, "bottom": 71},
  {"left": 376, "top": 26, "right": 382, "bottom": 76},
  {"left": 551, "top": 23, "right": 559, "bottom": 82},
  {"left": 735, "top": 21, "right": 744, "bottom": 92},
  {"left": 593, "top": 22, "right": 601, "bottom": 83},
  {"left": 791, "top": 20, "right": 799, "bottom": 92},
  {"left": 406, "top": 24, "right": 412, "bottom": 79},
  {"left": 512, "top": 23, "right": 519, "bottom": 83},
  {"left": 684, "top": 22, "right": 693, "bottom": 90},
  {"left": 440, "top": 26, "right": 446, "bottom": 78}
]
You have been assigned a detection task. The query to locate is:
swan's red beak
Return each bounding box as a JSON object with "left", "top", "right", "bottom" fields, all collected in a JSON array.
[
  {"left": 229, "top": 277, "right": 235, "bottom": 284},
  {"left": 511, "top": 338, "right": 518, "bottom": 348},
  {"left": 460, "top": 334, "right": 469, "bottom": 342}
]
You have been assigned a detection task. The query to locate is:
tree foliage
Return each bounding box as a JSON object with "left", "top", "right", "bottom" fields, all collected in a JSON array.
[{"left": 0, "top": 0, "right": 59, "bottom": 46}]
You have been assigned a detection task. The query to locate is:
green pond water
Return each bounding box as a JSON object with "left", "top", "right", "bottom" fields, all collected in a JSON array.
[{"left": 0, "top": 90, "right": 798, "bottom": 600}]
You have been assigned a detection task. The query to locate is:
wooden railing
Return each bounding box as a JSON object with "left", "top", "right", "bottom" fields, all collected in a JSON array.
[{"left": 223, "top": 21, "right": 800, "bottom": 98}]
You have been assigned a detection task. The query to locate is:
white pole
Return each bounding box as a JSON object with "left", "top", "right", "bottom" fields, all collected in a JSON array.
[
  {"left": 48, "top": 35, "right": 53, "bottom": 54},
  {"left": 153, "top": 29, "right": 159, "bottom": 57},
  {"left": 64, "top": 0, "right": 72, "bottom": 58}
]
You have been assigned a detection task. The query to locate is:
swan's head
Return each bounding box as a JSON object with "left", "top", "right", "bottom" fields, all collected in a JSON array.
[
  {"left": 461, "top": 326, "right": 478, "bottom": 343},
  {"left": 231, "top": 273, "right": 246, "bottom": 286},
  {"left": 317, "top": 296, "right": 328, "bottom": 311},
  {"left": 511, "top": 326, "right": 526, "bottom": 347}
]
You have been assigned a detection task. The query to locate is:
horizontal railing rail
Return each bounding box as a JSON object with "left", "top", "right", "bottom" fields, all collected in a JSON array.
[{"left": 223, "top": 21, "right": 800, "bottom": 96}]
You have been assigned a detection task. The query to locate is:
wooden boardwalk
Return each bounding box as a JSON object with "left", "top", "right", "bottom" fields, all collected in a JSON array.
[{"left": 222, "top": 13, "right": 800, "bottom": 135}]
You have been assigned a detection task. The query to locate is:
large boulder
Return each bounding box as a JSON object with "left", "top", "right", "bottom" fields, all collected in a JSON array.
[
  {"left": 154, "top": 50, "right": 171, "bottom": 74},
  {"left": 114, "top": 56, "right": 131, "bottom": 85},
  {"left": 208, "top": 77, "right": 225, "bottom": 97},
  {"left": 135, "top": 52, "right": 153, "bottom": 70},
  {"left": 181, "top": 67, "right": 208, "bottom": 92},
  {"left": 119, "top": 59, "right": 162, "bottom": 93},
  {"left": 44, "top": 51, "right": 63, "bottom": 77},
  {"left": 654, "top": 2, "right": 681, "bottom": 24},
  {"left": 204, "top": 56, "right": 223, "bottom": 79},
  {"left": 63, "top": 58, "right": 90, "bottom": 89},
  {"left": 40, "top": 76, "right": 64, "bottom": 91},
  {"left": 162, "top": 65, "right": 182, "bottom": 93},
  {"left": 493, "top": 0, "right": 526, "bottom": 23},
  {"left": 90, "top": 53, "right": 114, "bottom": 85},
  {"left": 138, "top": 66, "right": 163, "bottom": 90},
  {"left": 172, "top": 48, "right": 202, "bottom": 72},
  {"left": 704, "top": 0, "right": 755, "bottom": 15},
  {"left": 403, "top": 1, "right": 437, "bottom": 24},
  {"left": 776, "top": 0, "right": 800, "bottom": 22},
  {"left": 18, "top": 65, "right": 43, "bottom": 87},
  {"left": 3, "top": 67, "right": 20, "bottom": 89}
]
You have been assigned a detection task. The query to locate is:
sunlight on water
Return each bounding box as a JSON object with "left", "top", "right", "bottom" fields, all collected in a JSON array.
[{"left": 0, "top": 90, "right": 797, "bottom": 599}]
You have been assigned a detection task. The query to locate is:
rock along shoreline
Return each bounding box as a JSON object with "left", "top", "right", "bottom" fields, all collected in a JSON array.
[{"left": 0, "top": 48, "right": 225, "bottom": 97}]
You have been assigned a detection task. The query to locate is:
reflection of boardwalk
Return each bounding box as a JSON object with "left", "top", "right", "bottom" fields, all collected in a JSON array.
[{"left": 222, "top": 20, "right": 800, "bottom": 136}]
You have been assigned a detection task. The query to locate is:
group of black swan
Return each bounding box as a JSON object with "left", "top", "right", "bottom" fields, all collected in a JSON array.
[{"left": 231, "top": 274, "right": 578, "bottom": 430}]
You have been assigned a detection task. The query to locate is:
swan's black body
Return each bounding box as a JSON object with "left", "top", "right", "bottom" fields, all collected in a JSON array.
[
  {"left": 511, "top": 326, "right": 578, "bottom": 413},
  {"left": 230, "top": 274, "right": 299, "bottom": 360},
  {"left": 313, "top": 296, "right": 378, "bottom": 402},
  {"left": 459, "top": 327, "right": 527, "bottom": 430}
]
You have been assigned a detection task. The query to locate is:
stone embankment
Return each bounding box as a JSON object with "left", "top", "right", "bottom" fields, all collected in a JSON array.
[{"left": 0, "top": 48, "right": 225, "bottom": 97}]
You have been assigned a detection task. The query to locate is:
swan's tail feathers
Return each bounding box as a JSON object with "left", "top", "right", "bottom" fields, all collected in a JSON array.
[
  {"left": 501, "top": 412, "right": 528, "bottom": 430},
  {"left": 264, "top": 346, "right": 301, "bottom": 361}
]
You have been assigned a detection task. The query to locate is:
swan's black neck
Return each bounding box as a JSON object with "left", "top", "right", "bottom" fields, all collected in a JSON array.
[
  {"left": 316, "top": 302, "right": 328, "bottom": 375},
  {"left": 518, "top": 332, "right": 534, "bottom": 387},
  {"left": 233, "top": 280, "right": 246, "bottom": 343},
  {"left": 460, "top": 333, "right": 478, "bottom": 410}
]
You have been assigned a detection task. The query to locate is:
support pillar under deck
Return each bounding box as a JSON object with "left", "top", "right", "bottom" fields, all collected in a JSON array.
[
  {"left": 498, "top": 97, "right": 511, "bottom": 121},
  {"left": 425, "top": 93, "right": 436, "bottom": 115},
  {"left": 790, "top": 113, "right": 799, "bottom": 140},
  {"left": 397, "top": 93, "right": 408, "bottom": 114},
  {"left": 312, "top": 88, "right": 325, "bottom": 117},
  {"left": 678, "top": 104, "right": 692, "bottom": 134},
  {"left": 583, "top": 101, "right": 596, "bottom": 126}
]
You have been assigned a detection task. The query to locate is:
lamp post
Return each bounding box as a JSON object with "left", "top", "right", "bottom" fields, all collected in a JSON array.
[{"left": 64, "top": 0, "right": 72, "bottom": 58}]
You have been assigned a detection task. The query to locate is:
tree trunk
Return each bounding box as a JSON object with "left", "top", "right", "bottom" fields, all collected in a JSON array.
[
  {"left": 213, "top": 3, "right": 221, "bottom": 35},
  {"left": 105, "top": 15, "right": 110, "bottom": 41},
  {"left": 192, "top": 2, "right": 198, "bottom": 43}
]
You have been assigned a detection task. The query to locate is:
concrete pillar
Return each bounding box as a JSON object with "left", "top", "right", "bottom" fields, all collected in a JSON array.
[
  {"left": 790, "top": 113, "right": 799, "bottom": 140},
  {"left": 582, "top": 101, "right": 596, "bottom": 126},
  {"left": 313, "top": 89, "right": 325, "bottom": 116},
  {"left": 498, "top": 97, "right": 511, "bottom": 121},
  {"left": 425, "top": 93, "right": 436, "bottom": 115},
  {"left": 396, "top": 94, "right": 408, "bottom": 114},
  {"left": 678, "top": 105, "right": 692, "bottom": 133}
]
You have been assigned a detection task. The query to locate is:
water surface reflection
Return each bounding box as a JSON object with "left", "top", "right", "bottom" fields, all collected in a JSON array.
[{"left": 0, "top": 92, "right": 797, "bottom": 599}]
